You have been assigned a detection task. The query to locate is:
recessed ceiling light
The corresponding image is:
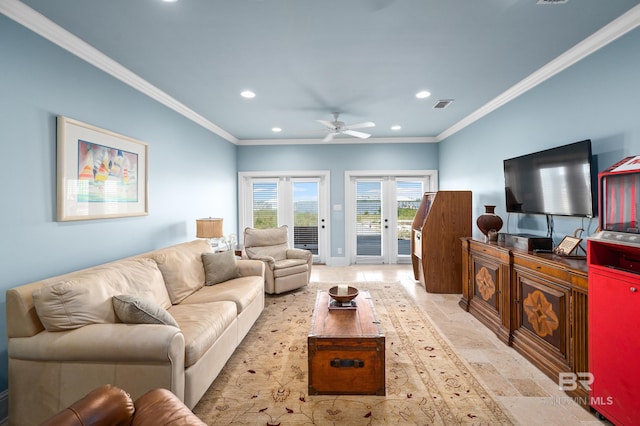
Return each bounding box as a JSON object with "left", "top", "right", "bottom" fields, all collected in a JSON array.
[
  {"left": 162, "top": 0, "right": 178, "bottom": 2},
  {"left": 272, "top": 127, "right": 282, "bottom": 133},
  {"left": 240, "top": 90, "right": 256, "bottom": 99},
  {"left": 416, "top": 90, "right": 431, "bottom": 99},
  {"left": 391, "top": 125, "right": 402, "bottom": 131}
]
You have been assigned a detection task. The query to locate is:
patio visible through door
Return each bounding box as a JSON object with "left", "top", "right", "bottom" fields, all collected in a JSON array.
[
  {"left": 239, "top": 172, "right": 330, "bottom": 264},
  {"left": 347, "top": 171, "right": 435, "bottom": 264}
]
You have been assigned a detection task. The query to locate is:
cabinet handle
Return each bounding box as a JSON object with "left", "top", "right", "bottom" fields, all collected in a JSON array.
[
  {"left": 631, "top": 287, "right": 637, "bottom": 293},
  {"left": 330, "top": 358, "right": 364, "bottom": 368}
]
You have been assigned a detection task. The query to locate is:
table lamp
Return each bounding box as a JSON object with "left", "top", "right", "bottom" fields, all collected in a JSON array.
[{"left": 196, "top": 217, "right": 224, "bottom": 248}]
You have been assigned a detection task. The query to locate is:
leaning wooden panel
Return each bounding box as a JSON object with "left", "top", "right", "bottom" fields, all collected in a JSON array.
[{"left": 308, "top": 290, "right": 385, "bottom": 395}]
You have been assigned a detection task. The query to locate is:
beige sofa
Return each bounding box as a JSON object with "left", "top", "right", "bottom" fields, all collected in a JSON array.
[{"left": 6, "top": 239, "right": 265, "bottom": 426}]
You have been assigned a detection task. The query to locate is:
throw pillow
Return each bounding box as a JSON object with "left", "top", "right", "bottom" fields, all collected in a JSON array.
[
  {"left": 112, "top": 294, "right": 179, "bottom": 328},
  {"left": 202, "top": 250, "right": 240, "bottom": 286}
]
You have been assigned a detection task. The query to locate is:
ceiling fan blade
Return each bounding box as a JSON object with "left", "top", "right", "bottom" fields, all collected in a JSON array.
[
  {"left": 343, "top": 130, "right": 371, "bottom": 139},
  {"left": 322, "top": 132, "right": 336, "bottom": 143},
  {"left": 317, "top": 119, "right": 336, "bottom": 130},
  {"left": 344, "top": 121, "right": 376, "bottom": 130}
]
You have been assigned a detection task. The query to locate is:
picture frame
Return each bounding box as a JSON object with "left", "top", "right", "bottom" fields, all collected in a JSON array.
[
  {"left": 57, "top": 115, "right": 149, "bottom": 221},
  {"left": 554, "top": 235, "right": 582, "bottom": 256}
]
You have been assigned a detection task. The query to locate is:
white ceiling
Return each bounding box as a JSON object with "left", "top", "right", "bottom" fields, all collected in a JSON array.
[{"left": 4, "top": 0, "right": 640, "bottom": 145}]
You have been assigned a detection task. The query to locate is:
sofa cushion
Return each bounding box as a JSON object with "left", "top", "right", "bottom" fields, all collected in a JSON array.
[
  {"left": 244, "top": 225, "right": 288, "bottom": 246},
  {"left": 202, "top": 250, "right": 240, "bottom": 285},
  {"left": 246, "top": 244, "right": 288, "bottom": 262},
  {"left": 168, "top": 301, "right": 237, "bottom": 367},
  {"left": 244, "top": 226, "right": 289, "bottom": 261},
  {"left": 120, "top": 258, "right": 172, "bottom": 310},
  {"left": 274, "top": 258, "right": 308, "bottom": 270},
  {"left": 273, "top": 262, "right": 308, "bottom": 278},
  {"left": 150, "top": 240, "right": 211, "bottom": 304},
  {"left": 180, "top": 276, "right": 263, "bottom": 314},
  {"left": 32, "top": 258, "right": 170, "bottom": 331},
  {"left": 112, "top": 294, "right": 179, "bottom": 327}
]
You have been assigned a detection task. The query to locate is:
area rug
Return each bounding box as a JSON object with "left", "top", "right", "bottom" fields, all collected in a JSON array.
[{"left": 193, "top": 282, "right": 514, "bottom": 425}]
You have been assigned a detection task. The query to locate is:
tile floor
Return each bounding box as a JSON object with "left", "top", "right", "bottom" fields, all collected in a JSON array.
[{"left": 310, "top": 264, "right": 608, "bottom": 426}]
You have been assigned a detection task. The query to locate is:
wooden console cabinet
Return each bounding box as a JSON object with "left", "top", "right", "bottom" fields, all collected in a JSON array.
[{"left": 460, "top": 238, "right": 589, "bottom": 406}]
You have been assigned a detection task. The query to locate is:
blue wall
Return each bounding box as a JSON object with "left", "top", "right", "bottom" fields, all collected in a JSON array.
[
  {"left": 0, "top": 16, "right": 238, "bottom": 390},
  {"left": 237, "top": 142, "right": 439, "bottom": 256},
  {"left": 439, "top": 27, "right": 640, "bottom": 243}
]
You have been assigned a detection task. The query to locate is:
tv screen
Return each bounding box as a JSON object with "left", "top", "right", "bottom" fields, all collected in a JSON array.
[{"left": 503, "top": 140, "right": 594, "bottom": 217}]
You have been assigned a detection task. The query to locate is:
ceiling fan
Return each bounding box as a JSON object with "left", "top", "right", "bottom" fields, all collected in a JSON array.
[{"left": 317, "top": 112, "right": 375, "bottom": 142}]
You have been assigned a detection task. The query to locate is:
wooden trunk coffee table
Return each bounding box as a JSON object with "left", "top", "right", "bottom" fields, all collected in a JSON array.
[{"left": 307, "top": 289, "right": 385, "bottom": 395}]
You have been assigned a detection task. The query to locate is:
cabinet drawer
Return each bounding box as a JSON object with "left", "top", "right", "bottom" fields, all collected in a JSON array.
[
  {"left": 569, "top": 272, "right": 588, "bottom": 291},
  {"left": 513, "top": 255, "right": 570, "bottom": 282},
  {"left": 469, "top": 241, "right": 510, "bottom": 261}
]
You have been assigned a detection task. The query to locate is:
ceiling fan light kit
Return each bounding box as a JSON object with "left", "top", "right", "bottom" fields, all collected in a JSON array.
[{"left": 317, "top": 112, "right": 376, "bottom": 142}]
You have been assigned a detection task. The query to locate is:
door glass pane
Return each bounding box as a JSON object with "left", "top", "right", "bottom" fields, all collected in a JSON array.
[
  {"left": 252, "top": 182, "right": 277, "bottom": 228},
  {"left": 293, "top": 181, "right": 319, "bottom": 255},
  {"left": 356, "top": 181, "right": 382, "bottom": 256},
  {"left": 397, "top": 180, "right": 423, "bottom": 255}
]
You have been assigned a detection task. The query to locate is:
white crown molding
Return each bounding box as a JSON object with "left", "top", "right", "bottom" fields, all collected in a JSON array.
[
  {"left": 0, "top": 0, "right": 238, "bottom": 144},
  {"left": 437, "top": 4, "right": 640, "bottom": 142},
  {"left": 3, "top": 1, "right": 639, "bottom": 146},
  {"left": 236, "top": 136, "right": 437, "bottom": 146}
]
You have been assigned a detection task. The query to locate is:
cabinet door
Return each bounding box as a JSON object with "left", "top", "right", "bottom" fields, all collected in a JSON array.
[
  {"left": 513, "top": 270, "right": 571, "bottom": 373},
  {"left": 589, "top": 268, "right": 640, "bottom": 425},
  {"left": 467, "top": 252, "right": 510, "bottom": 342},
  {"left": 472, "top": 257, "right": 501, "bottom": 313}
]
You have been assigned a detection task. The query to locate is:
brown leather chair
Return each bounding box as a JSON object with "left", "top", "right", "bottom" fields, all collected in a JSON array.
[{"left": 40, "top": 384, "right": 206, "bottom": 426}]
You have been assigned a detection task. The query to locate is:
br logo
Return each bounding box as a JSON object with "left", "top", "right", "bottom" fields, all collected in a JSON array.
[{"left": 558, "top": 372, "right": 594, "bottom": 391}]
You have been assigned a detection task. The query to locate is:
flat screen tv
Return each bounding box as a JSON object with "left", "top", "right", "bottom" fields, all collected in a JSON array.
[{"left": 503, "top": 139, "right": 595, "bottom": 217}]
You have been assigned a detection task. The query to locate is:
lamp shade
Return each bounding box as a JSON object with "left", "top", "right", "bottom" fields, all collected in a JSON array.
[{"left": 196, "top": 218, "right": 224, "bottom": 239}]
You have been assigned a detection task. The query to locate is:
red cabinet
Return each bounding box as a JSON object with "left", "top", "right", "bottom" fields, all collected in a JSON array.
[
  {"left": 587, "top": 155, "right": 640, "bottom": 424},
  {"left": 588, "top": 238, "right": 640, "bottom": 425}
]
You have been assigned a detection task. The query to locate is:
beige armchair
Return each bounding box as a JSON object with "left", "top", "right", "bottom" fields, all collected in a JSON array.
[{"left": 243, "top": 225, "right": 312, "bottom": 294}]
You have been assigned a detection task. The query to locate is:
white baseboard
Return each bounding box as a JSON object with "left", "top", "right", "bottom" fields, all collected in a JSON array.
[
  {"left": 325, "top": 257, "right": 350, "bottom": 267},
  {"left": 323, "top": 257, "right": 413, "bottom": 267}
]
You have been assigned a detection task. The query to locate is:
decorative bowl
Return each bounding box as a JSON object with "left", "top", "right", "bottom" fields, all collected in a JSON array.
[{"left": 328, "top": 285, "right": 359, "bottom": 303}]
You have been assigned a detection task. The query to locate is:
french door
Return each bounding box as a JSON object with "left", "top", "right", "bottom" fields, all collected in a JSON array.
[
  {"left": 346, "top": 171, "right": 436, "bottom": 264},
  {"left": 238, "top": 172, "right": 329, "bottom": 264}
]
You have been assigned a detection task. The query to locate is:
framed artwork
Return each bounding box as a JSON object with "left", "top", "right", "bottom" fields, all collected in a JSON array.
[
  {"left": 554, "top": 236, "right": 582, "bottom": 256},
  {"left": 57, "top": 116, "right": 149, "bottom": 221}
]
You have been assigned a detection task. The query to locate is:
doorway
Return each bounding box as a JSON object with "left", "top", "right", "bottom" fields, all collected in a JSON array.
[
  {"left": 238, "top": 171, "right": 330, "bottom": 264},
  {"left": 345, "top": 170, "right": 437, "bottom": 264}
]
